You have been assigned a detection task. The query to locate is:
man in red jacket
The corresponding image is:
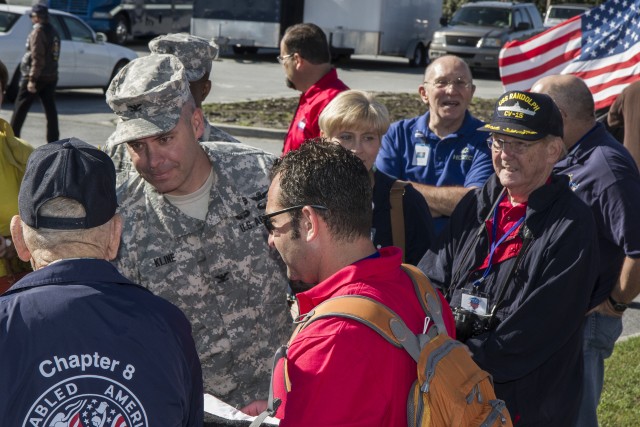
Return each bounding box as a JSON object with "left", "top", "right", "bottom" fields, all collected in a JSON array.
[
  {"left": 242, "top": 141, "right": 455, "bottom": 426},
  {"left": 279, "top": 23, "right": 349, "bottom": 154}
]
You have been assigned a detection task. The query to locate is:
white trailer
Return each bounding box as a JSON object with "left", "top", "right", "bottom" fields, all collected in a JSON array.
[{"left": 191, "top": 0, "right": 443, "bottom": 66}]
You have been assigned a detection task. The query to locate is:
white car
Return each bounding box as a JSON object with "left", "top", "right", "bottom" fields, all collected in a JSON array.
[
  {"left": 0, "top": 5, "right": 138, "bottom": 102},
  {"left": 543, "top": 4, "right": 591, "bottom": 28}
]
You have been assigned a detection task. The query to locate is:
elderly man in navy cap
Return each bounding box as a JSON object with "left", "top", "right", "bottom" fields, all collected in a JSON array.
[
  {"left": 1, "top": 138, "right": 203, "bottom": 426},
  {"left": 419, "top": 90, "right": 600, "bottom": 426}
]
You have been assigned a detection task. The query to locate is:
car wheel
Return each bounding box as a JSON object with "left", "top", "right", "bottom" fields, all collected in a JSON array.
[
  {"left": 5, "top": 68, "right": 21, "bottom": 103},
  {"left": 103, "top": 60, "right": 129, "bottom": 94},
  {"left": 110, "top": 14, "right": 129, "bottom": 45},
  {"left": 409, "top": 43, "right": 427, "bottom": 68}
]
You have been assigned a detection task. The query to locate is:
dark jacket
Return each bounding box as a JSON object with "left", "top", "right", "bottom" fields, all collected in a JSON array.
[
  {"left": 20, "top": 21, "right": 60, "bottom": 82},
  {"left": 372, "top": 169, "right": 434, "bottom": 265},
  {"left": 419, "top": 173, "right": 599, "bottom": 426},
  {"left": 0, "top": 259, "right": 203, "bottom": 426},
  {"left": 554, "top": 123, "right": 640, "bottom": 309}
]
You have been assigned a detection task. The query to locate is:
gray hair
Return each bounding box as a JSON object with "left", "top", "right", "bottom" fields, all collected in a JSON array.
[{"left": 22, "top": 198, "right": 114, "bottom": 259}]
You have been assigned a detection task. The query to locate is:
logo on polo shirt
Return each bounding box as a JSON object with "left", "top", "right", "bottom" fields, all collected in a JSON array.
[{"left": 453, "top": 147, "right": 473, "bottom": 162}]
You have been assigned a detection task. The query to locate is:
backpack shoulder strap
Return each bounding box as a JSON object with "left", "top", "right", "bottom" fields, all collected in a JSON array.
[
  {"left": 299, "top": 295, "right": 423, "bottom": 362},
  {"left": 389, "top": 180, "right": 409, "bottom": 262},
  {"left": 400, "top": 263, "right": 448, "bottom": 337}
]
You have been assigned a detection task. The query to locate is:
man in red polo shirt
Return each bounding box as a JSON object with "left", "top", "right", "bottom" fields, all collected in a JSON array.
[
  {"left": 242, "top": 141, "right": 455, "bottom": 426},
  {"left": 279, "top": 23, "right": 349, "bottom": 154}
]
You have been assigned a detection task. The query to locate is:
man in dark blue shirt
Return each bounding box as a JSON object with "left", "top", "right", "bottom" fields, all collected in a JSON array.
[
  {"left": 1, "top": 138, "right": 203, "bottom": 426},
  {"left": 533, "top": 75, "right": 640, "bottom": 427}
]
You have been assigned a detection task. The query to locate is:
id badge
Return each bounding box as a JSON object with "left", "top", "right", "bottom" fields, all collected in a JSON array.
[
  {"left": 461, "top": 291, "right": 489, "bottom": 315},
  {"left": 412, "top": 143, "right": 429, "bottom": 166}
]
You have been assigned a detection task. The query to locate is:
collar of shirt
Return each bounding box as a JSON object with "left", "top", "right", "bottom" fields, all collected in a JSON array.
[
  {"left": 477, "top": 196, "right": 527, "bottom": 270},
  {"left": 300, "top": 68, "right": 345, "bottom": 103},
  {"left": 418, "top": 110, "right": 478, "bottom": 143},
  {"left": 296, "top": 246, "right": 401, "bottom": 315}
]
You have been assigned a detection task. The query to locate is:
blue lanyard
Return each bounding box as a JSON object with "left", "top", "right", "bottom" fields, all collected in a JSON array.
[{"left": 473, "top": 195, "right": 526, "bottom": 287}]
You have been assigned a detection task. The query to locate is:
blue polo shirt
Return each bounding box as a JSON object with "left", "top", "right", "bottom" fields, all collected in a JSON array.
[
  {"left": 0, "top": 259, "right": 203, "bottom": 426},
  {"left": 553, "top": 123, "right": 640, "bottom": 308},
  {"left": 376, "top": 111, "right": 493, "bottom": 233}
]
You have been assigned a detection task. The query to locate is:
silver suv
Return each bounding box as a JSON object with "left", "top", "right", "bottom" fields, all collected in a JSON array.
[{"left": 428, "top": 1, "right": 544, "bottom": 70}]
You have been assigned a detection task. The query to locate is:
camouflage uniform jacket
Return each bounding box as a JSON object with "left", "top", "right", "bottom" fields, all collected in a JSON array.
[
  {"left": 113, "top": 141, "right": 292, "bottom": 407},
  {"left": 202, "top": 118, "right": 239, "bottom": 144}
]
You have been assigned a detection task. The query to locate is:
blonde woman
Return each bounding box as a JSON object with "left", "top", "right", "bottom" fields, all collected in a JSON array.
[{"left": 319, "top": 90, "right": 434, "bottom": 264}]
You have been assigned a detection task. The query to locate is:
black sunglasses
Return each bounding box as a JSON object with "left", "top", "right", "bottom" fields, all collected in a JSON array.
[{"left": 260, "top": 205, "right": 328, "bottom": 234}]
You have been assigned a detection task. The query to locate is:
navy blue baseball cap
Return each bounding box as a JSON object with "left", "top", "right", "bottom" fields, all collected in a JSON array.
[
  {"left": 478, "top": 90, "right": 564, "bottom": 141},
  {"left": 31, "top": 4, "right": 49, "bottom": 17},
  {"left": 18, "top": 138, "right": 118, "bottom": 229}
]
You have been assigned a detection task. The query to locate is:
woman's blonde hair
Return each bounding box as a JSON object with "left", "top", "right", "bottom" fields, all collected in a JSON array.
[{"left": 319, "top": 90, "right": 391, "bottom": 138}]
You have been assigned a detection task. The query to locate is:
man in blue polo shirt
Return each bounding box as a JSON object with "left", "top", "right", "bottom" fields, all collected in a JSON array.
[
  {"left": 375, "top": 55, "right": 493, "bottom": 234},
  {"left": 532, "top": 75, "right": 640, "bottom": 427},
  {"left": 1, "top": 138, "right": 203, "bottom": 426}
]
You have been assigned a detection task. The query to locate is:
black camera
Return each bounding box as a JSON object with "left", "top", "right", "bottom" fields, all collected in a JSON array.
[{"left": 452, "top": 307, "right": 496, "bottom": 342}]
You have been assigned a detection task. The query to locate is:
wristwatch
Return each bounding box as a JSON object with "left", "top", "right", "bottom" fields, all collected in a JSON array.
[{"left": 608, "top": 295, "right": 628, "bottom": 313}]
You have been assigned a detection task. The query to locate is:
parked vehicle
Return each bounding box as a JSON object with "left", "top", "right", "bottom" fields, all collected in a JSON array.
[
  {"left": 190, "top": 0, "right": 442, "bottom": 67},
  {"left": 544, "top": 3, "right": 590, "bottom": 27},
  {"left": 0, "top": 5, "right": 138, "bottom": 102},
  {"left": 428, "top": 1, "right": 544, "bottom": 71},
  {"left": 47, "top": 0, "right": 193, "bottom": 45}
]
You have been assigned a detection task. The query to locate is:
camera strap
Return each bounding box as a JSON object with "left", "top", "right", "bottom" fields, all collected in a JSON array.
[{"left": 486, "top": 225, "right": 534, "bottom": 321}]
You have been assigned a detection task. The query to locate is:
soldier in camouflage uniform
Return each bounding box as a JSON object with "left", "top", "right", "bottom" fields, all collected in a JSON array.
[
  {"left": 107, "top": 33, "right": 238, "bottom": 177},
  {"left": 105, "top": 54, "right": 292, "bottom": 408}
]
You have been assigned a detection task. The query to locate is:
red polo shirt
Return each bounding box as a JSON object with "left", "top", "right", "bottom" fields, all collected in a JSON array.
[
  {"left": 478, "top": 196, "right": 527, "bottom": 269},
  {"left": 272, "top": 247, "right": 455, "bottom": 426},
  {"left": 282, "top": 68, "right": 349, "bottom": 154}
]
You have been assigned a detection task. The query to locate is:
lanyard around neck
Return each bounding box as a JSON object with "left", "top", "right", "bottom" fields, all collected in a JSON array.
[{"left": 473, "top": 194, "right": 526, "bottom": 287}]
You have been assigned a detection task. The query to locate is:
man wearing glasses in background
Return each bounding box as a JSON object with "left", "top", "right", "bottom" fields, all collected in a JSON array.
[
  {"left": 279, "top": 23, "right": 349, "bottom": 154},
  {"left": 418, "top": 91, "right": 599, "bottom": 426},
  {"left": 104, "top": 54, "right": 292, "bottom": 411},
  {"left": 376, "top": 55, "right": 493, "bottom": 234}
]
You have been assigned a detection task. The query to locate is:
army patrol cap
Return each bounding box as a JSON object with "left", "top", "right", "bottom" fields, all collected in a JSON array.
[
  {"left": 106, "top": 54, "right": 190, "bottom": 146},
  {"left": 148, "top": 33, "right": 219, "bottom": 82},
  {"left": 19, "top": 138, "right": 117, "bottom": 230},
  {"left": 478, "top": 90, "right": 563, "bottom": 141}
]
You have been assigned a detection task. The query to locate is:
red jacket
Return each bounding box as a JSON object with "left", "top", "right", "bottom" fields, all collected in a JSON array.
[
  {"left": 282, "top": 68, "right": 348, "bottom": 154},
  {"left": 274, "top": 247, "right": 455, "bottom": 426}
]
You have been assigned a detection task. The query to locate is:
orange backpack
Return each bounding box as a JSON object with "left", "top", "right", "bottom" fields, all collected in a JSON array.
[{"left": 251, "top": 264, "right": 513, "bottom": 427}]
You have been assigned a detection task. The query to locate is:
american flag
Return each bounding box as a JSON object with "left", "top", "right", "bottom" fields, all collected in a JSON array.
[{"left": 499, "top": 0, "right": 640, "bottom": 110}]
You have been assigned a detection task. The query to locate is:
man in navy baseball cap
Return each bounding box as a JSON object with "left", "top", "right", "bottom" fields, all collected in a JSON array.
[
  {"left": 18, "top": 137, "right": 118, "bottom": 230},
  {"left": 3, "top": 137, "right": 204, "bottom": 425},
  {"left": 478, "top": 90, "right": 564, "bottom": 140}
]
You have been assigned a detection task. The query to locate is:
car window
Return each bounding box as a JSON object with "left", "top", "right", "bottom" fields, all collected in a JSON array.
[
  {"left": 0, "top": 11, "right": 20, "bottom": 32},
  {"left": 549, "top": 7, "right": 587, "bottom": 19},
  {"left": 451, "top": 7, "right": 511, "bottom": 27},
  {"left": 62, "top": 15, "right": 94, "bottom": 43},
  {"left": 49, "top": 15, "right": 69, "bottom": 41},
  {"left": 513, "top": 9, "right": 525, "bottom": 27}
]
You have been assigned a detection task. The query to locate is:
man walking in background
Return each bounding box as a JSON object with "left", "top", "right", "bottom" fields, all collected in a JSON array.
[{"left": 10, "top": 4, "right": 60, "bottom": 143}]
